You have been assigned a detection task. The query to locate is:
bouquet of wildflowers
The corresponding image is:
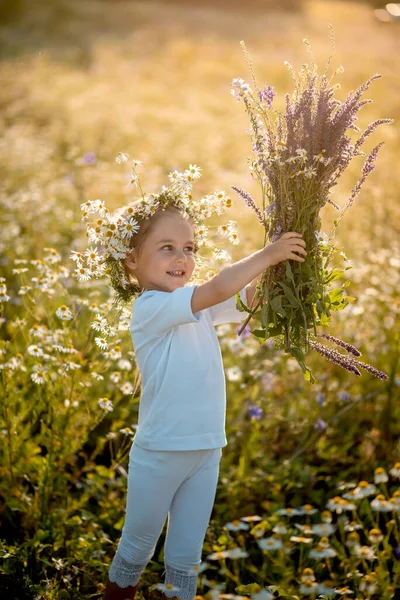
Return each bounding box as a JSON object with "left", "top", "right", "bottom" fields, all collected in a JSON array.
[{"left": 231, "top": 34, "right": 392, "bottom": 383}]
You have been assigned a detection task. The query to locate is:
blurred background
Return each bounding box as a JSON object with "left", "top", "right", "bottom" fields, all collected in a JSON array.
[{"left": 0, "top": 2, "right": 399, "bottom": 599}]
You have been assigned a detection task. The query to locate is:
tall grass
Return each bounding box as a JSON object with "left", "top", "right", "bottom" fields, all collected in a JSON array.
[{"left": 0, "top": 1, "right": 399, "bottom": 598}]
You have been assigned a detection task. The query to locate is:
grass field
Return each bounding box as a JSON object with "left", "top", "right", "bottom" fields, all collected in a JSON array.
[{"left": 0, "top": 1, "right": 399, "bottom": 598}]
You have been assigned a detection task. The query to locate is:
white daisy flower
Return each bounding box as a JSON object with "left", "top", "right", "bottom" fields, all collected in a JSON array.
[
  {"left": 55, "top": 305, "right": 73, "bottom": 321},
  {"left": 95, "top": 337, "right": 109, "bottom": 350},
  {"left": 119, "top": 217, "right": 140, "bottom": 238},
  {"left": 224, "top": 519, "right": 250, "bottom": 531},
  {"left": 98, "top": 398, "right": 113, "bottom": 412},
  {"left": 120, "top": 381, "right": 134, "bottom": 395},
  {"left": 31, "top": 365, "right": 48, "bottom": 385},
  {"left": 110, "top": 371, "right": 121, "bottom": 383},
  {"left": 389, "top": 462, "right": 400, "bottom": 480},
  {"left": 225, "top": 366, "right": 242, "bottom": 382},
  {"left": 370, "top": 495, "right": 394, "bottom": 512},
  {"left": 374, "top": 467, "right": 389, "bottom": 484},
  {"left": 27, "top": 345, "right": 44, "bottom": 357},
  {"left": 91, "top": 315, "right": 108, "bottom": 332},
  {"left": 186, "top": 164, "right": 202, "bottom": 179},
  {"left": 115, "top": 152, "right": 129, "bottom": 164},
  {"left": 311, "top": 523, "right": 336, "bottom": 537},
  {"left": 154, "top": 583, "right": 181, "bottom": 593},
  {"left": 74, "top": 266, "right": 92, "bottom": 282},
  {"left": 258, "top": 537, "right": 283, "bottom": 551},
  {"left": 353, "top": 545, "right": 376, "bottom": 561}
]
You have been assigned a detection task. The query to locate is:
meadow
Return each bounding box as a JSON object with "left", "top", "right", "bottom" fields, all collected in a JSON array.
[{"left": 0, "top": 0, "right": 399, "bottom": 598}]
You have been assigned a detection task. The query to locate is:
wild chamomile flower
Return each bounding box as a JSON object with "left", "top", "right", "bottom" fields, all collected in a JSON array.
[
  {"left": 119, "top": 427, "right": 134, "bottom": 436},
  {"left": 120, "top": 381, "right": 134, "bottom": 395},
  {"left": 301, "top": 568, "right": 315, "bottom": 583},
  {"left": 368, "top": 528, "right": 384, "bottom": 544},
  {"left": 225, "top": 366, "right": 242, "bottom": 381},
  {"left": 207, "top": 548, "right": 248, "bottom": 560},
  {"left": 154, "top": 583, "right": 181, "bottom": 593},
  {"left": 345, "top": 531, "right": 360, "bottom": 548},
  {"left": 353, "top": 545, "right": 376, "bottom": 561},
  {"left": 31, "top": 365, "right": 48, "bottom": 385},
  {"left": 326, "top": 496, "right": 356, "bottom": 513},
  {"left": 299, "top": 580, "right": 318, "bottom": 594},
  {"left": 272, "top": 523, "right": 288, "bottom": 535},
  {"left": 115, "top": 152, "right": 129, "bottom": 164},
  {"left": 309, "top": 538, "right": 337, "bottom": 559},
  {"left": 290, "top": 536, "right": 313, "bottom": 544},
  {"left": 297, "top": 504, "right": 318, "bottom": 516},
  {"left": 389, "top": 462, "right": 400, "bottom": 480},
  {"left": 224, "top": 519, "right": 250, "bottom": 532},
  {"left": 258, "top": 537, "right": 283, "bottom": 551},
  {"left": 317, "top": 581, "right": 338, "bottom": 595},
  {"left": 354, "top": 480, "right": 378, "bottom": 498},
  {"left": 91, "top": 314, "right": 108, "bottom": 332},
  {"left": 95, "top": 337, "right": 109, "bottom": 350},
  {"left": 98, "top": 398, "right": 113, "bottom": 412},
  {"left": 277, "top": 507, "right": 302, "bottom": 517},
  {"left": 240, "top": 515, "right": 262, "bottom": 522},
  {"left": 370, "top": 494, "right": 394, "bottom": 512},
  {"left": 359, "top": 574, "right": 377, "bottom": 595},
  {"left": 117, "top": 358, "right": 132, "bottom": 371},
  {"left": 55, "top": 305, "right": 73, "bottom": 321},
  {"left": 27, "top": 344, "right": 44, "bottom": 357},
  {"left": 374, "top": 467, "right": 389, "bottom": 484},
  {"left": 311, "top": 523, "right": 336, "bottom": 537},
  {"left": 18, "top": 286, "right": 32, "bottom": 295},
  {"left": 303, "top": 166, "right": 317, "bottom": 179},
  {"left": 185, "top": 164, "right": 202, "bottom": 179}
]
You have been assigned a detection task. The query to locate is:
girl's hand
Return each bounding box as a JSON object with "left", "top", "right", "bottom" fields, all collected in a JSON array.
[{"left": 264, "top": 232, "right": 307, "bottom": 267}]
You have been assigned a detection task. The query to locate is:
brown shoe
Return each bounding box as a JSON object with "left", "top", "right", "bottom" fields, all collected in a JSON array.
[{"left": 104, "top": 574, "right": 139, "bottom": 600}]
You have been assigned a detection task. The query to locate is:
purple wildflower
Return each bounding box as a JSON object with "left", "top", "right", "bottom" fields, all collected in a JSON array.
[
  {"left": 317, "top": 333, "right": 362, "bottom": 357},
  {"left": 338, "top": 391, "right": 350, "bottom": 402},
  {"left": 231, "top": 186, "right": 266, "bottom": 225},
  {"left": 315, "top": 392, "right": 326, "bottom": 407},
  {"left": 236, "top": 323, "right": 251, "bottom": 339},
  {"left": 314, "top": 418, "right": 327, "bottom": 431},
  {"left": 309, "top": 341, "right": 362, "bottom": 376},
  {"left": 337, "top": 142, "right": 384, "bottom": 220},
  {"left": 261, "top": 372, "right": 275, "bottom": 391},
  {"left": 248, "top": 405, "right": 263, "bottom": 420},
  {"left": 83, "top": 151, "right": 96, "bottom": 165},
  {"left": 257, "top": 85, "right": 275, "bottom": 108}
]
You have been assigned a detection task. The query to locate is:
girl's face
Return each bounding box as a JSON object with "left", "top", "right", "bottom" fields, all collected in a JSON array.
[{"left": 126, "top": 211, "right": 196, "bottom": 293}]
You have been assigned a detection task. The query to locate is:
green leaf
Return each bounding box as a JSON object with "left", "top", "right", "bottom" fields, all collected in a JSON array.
[
  {"left": 251, "top": 329, "right": 266, "bottom": 339},
  {"left": 270, "top": 294, "right": 287, "bottom": 318},
  {"left": 285, "top": 261, "right": 294, "bottom": 281},
  {"left": 235, "top": 291, "right": 251, "bottom": 313},
  {"left": 236, "top": 583, "right": 261, "bottom": 594},
  {"left": 324, "top": 269, "right": 344, "bottom": 284},
  {"left": 279, "top": 282, "right": 302, "bottom": 308}
]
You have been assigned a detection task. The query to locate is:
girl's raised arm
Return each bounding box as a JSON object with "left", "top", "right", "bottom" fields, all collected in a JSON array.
[{"left": 191, "top": 232, "right": 307, "bottom": 314}]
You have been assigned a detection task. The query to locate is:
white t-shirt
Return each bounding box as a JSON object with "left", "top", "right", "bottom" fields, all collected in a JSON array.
[{"left": 130, "top": 284, "right": 248, "bottom": 450}]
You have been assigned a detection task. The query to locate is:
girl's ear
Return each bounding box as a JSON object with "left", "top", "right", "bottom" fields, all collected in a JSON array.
[{"left": 125, "top": 248, "right": 138, "bottom": 270}]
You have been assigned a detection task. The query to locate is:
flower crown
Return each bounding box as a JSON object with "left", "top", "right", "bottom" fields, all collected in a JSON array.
[{"left": 71, "top": 154, "right": 240, "bottom": 307}]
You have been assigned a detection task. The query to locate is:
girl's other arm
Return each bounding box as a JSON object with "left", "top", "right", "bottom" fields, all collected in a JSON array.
[{"left": 191, "top": 232, "right": 307, "bottom": 314}]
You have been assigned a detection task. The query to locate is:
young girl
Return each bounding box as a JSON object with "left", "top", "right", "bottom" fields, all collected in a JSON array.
[{"left": 103, "top": 195, "right": 307, "bottom": 600}]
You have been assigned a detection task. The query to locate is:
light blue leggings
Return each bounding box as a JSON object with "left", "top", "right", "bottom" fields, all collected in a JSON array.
[{"left": 108, "top": 442, "right": 222, "bottom": 600}]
